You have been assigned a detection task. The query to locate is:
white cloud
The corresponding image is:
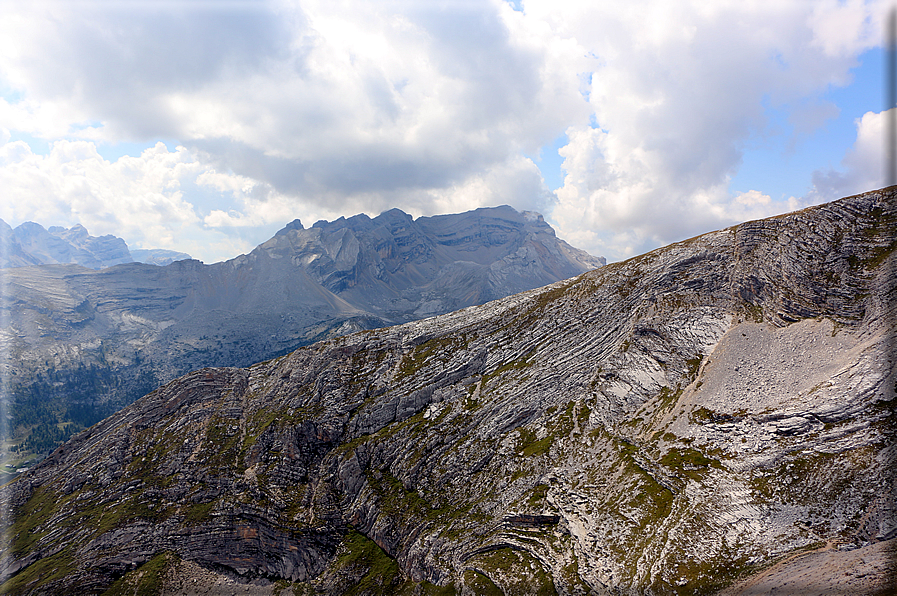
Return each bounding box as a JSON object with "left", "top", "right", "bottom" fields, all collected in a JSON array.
[
  {"left": 0, "top": 140, "right": 281, "bottom": 262},
  {"left": 0, "top": 0, "right": 888, "bottom": 262},
  {"left": 538, "top": 0, "right": 883, "bottom": 260},
  {"left": 807, "top": 108, "right": 888, "bottom": 203}
]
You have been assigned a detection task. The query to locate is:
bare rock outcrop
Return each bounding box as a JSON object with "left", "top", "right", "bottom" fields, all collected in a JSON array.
[{"left": 1, "top": 189, "right": 893, "bottom": 595}]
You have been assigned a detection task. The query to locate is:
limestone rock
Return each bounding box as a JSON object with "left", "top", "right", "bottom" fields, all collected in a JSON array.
[
  {"left": 2, "top": 206, "right": 604, "bottom": 463},
  {"left": 1, "top": 189, "right": 893, "bottom": 595}
]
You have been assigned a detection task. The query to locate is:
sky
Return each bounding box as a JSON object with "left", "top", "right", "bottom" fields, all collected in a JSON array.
[{"left": 0, "top": 0, "right": 891, "bottom": 263}]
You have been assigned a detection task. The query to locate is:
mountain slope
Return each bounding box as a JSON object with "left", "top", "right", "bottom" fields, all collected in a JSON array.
[
  {"left": 1, "top": 189, "right": 893, "bottom": 595},
  {"left": 2, "top": 206, "right": 603, "bottom": 461}
]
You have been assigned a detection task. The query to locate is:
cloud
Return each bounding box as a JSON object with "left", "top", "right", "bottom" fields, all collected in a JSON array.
[
  {"left": 539, "top": 0, "right": 882, "bottom": 260},
  {"left": 0, "top": 0, "right": 888, "bottom": 262},
  {"left": 807, "top": 108, "right": 888, "bottom": 203},
  {"left": 0, "top": 0, "right": 585, "bottom": 203},
  {"left": 0, "top": 139, "right": 298, "bottom": 262}
]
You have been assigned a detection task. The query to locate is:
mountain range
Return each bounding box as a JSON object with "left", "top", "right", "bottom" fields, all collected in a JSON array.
[
  {"left": 2, "top": 206, "right": 604, "bottom": 460},
  {"left": 1, "top": 188, "right": 892, "bottom": 594},
  {"left": 0, "top": 219, "right": 191, "bottom": 269}
]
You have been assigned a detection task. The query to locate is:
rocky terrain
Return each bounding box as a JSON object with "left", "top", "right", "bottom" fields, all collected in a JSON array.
[
  {"left": 1, "top": 206, "right": 603, "bottom": 460},
  {"left": 0, "top": 188, "right": 893, "bottom": 595}
]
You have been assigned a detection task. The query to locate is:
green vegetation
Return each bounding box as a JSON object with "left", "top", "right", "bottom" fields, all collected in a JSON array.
[
  {"left": 334, "top": 529, "right": 403, "bottom": 596},
  {"left": 587, "top": 427, "right": 675, "bottom": 559},
  {"left": 9, "top": 485, "right": 57, "bottom": 556},
  {"left": 743, "top": 303, "right": 763, "bottom": 323},
  {"left": 514, "top": 428, "right": 553, "bottom": 457},
  {"left": 395, "top": 336, "right": 468, "bottom": 383},
  {"left": 532, "top": 281, "right": 573, "bottom": 311},
  {"left": 181, "top": 500, "right": 216, "bottom": 526},
  {"left": 395, "top": 581, "right": 458, "bottom": 596},
  {"left": 9, "top": 364, "right": 160, "bottom": 458},
  {"left": 750, "top": 446, "right": 873, "bottom": 516},
  {"left": 527, "top": 483, "right": 549, "bottom": 508},
  {"left": 473, "top": 548, "right": 557, "bottom": 596},
  {"left": 689, "top": 406, "right": 715, "bottom": 423},
  {"left": 663, "top": 552, "right": 755, "bottom": 596},
  {"left": 617, "top": 274, "right": 639, "bottom": 298},
  {"left": 201, "top": 414, "right": 243, "bottom": 470},
  {"left": 685, "top": 354, "right": 703, "bottom": 380},
  {"left": 660, "top": 447, "right": 722, "bottom": 480},
  {"left": 101, "top": 551, "right": 177, "bottom": 596},
  {"left": 461, "top": 570, "right": 503, "bottom": 596},
  {"left": 0, "top": 547, "right": 77, "bottom": 594},
  {"left": 481, "top": 353, "right": 533, "bottom": 391}
]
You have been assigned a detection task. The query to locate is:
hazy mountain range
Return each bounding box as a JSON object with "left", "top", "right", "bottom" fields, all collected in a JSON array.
[
  {"left": 1, "top": 188, "right": 893, "bottom": 594},
  {"left": 0, "top": 219, "right": 192, "bottom": 269},
  {"left": 2, "top": 206, "right": 604, "bottom": 459}
]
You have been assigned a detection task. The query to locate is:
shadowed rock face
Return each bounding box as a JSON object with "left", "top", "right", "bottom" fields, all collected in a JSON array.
[
  {"left": 2, "top": 189, "right": 893, "bottom": 595},
  {"left": 1, "top": 206, "right": 604, "bottom": 460}
]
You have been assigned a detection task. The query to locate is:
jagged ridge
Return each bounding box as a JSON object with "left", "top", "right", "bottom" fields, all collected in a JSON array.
[
  {"left": 2, "top": 205, "right": 602, "bottom": 465},
  {"left": 1, "top": 189, "right": 894, "bottom": 595}
]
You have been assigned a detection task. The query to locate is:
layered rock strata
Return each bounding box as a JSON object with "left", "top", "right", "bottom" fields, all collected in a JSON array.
[
  {"left": 2, "top": 206, "right": 602, "bottom": 461},
  {"left": 1, "top": 189, "right": 894, "bottom": 595}
]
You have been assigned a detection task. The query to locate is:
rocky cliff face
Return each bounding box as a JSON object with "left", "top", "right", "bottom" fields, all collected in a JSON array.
[
  {"left": 1, "top": 206, "right": 603, "bottom": 462},
  {"left": 1, "top": 189, "right": 893, "bottom": 595}
]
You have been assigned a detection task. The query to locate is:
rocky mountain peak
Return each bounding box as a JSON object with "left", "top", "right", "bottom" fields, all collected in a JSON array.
[
  {"left": 275, "top": 218, "right": 305, "bottom": 236},
  {"left": 2, "top": 205, "right": 603, "bottom": 476},
  {"left": 2, "top": 188, "right": 893, "bottom": 595}
]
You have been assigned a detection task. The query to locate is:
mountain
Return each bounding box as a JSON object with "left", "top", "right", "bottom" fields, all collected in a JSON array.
[
  {"left": 129, "top": 249, "right": 193, "bottom": 266},
  {"left": 2, "top": 206, "right": 604, "bottom": 459},
  {"left": 2, "top": 189, "right": 892, "bottom": 595},
  {"left": 0, "top": 220, "right": 193, "bottom": 269},
  {"left": 0, "top": 220, "right": 134, "bottom": 269}
]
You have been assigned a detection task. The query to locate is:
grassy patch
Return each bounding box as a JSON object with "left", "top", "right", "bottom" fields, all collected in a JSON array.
[
  {"left": 514, "top": 428, "right": 553, "bottom": 457},
  {"left": 101, "top": 551, "right": 177, "bottom": 596},
  {"left": 662, "top": 553, "right": 755, "bottom": 596},
  {"left": 532, "top": 282, "right": 573, "bottom": 311},
  {"left": 689, "top": 407, "right": 715, "bottom": 424},
  {"left": 201, "top": 415, "right": 243, "bottom": 470},
  {"left": 334, "top": 529, "right": 403, "bottom": 596},
  {"left": 744, "top": 303, "right": 763, "bottom": 323},
  {"left": 473, "top": 548, "right": 557, "bottom": 596},
  {"left": 685, "top": 354, "right": 704, "bottom": 380},
  {"left": 0, "top": 548, "right": 77, "bottom": 594},
  {"left": 181, "top": 500, "right": 216, "bottom": 526},
  {"left": 9, "top": 485, "right": 58, "bottom": 556},
  {"left": 482, "top": 354, "right": 533, "bottom": 392},
  {"left": 527, "top": 483, "right": 549, "bottom": 508},
  {"left": 462, "top": 570, "right": 503, "bottom": 596},
  {"left": 661, "top": 447, "right": 721, "bottom": 480},
  {"left": 395, "top": 336, "right": 468, "bottom": 384}
]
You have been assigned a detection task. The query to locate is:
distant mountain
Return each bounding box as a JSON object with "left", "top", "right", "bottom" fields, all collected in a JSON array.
[
  {"left": 1, "top": 206, "right": 604, "bottom": 460},
  {"left": 0, "top": 220, "right": 192, "bottom": 269},
  {"left": 263, "top": 206, "right": 603, "bottom": 319},
  {"left": 129, "top": 249, "right": 192, "bottom": 266},
  {"left": 2, "top": 189, "right": 892, "bottom": 595}
]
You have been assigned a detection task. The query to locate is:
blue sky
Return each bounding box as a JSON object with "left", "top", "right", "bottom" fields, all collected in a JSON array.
[
  {"left": 0, "top": 0, "right": 889, "bottom": 263},
  {"left": 729, "top": 46, "right": 884, "bottom": 201}
]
